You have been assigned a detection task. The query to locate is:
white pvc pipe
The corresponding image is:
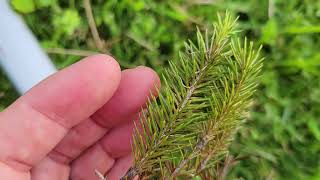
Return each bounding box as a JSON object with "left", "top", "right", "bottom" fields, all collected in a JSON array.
[{"left": 0, "top": 0, "right": 56, "bottom": 94}]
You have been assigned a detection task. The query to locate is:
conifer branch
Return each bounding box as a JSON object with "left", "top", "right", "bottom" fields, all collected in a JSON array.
[
  {"left": 119, "top": 12, "right": 263, "bottom": 180},
  {"left": 171, "top": 39, "right": 263, "bottom": 178}
]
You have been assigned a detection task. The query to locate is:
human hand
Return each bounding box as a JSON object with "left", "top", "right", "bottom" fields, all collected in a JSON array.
[{"left": 0, "top": 55, "right": 160, "bottom": 180}]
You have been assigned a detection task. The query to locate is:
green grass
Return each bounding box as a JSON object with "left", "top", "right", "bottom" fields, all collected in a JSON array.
[{"left": 1, "top": 0, "right": 320, "bottom": 179}]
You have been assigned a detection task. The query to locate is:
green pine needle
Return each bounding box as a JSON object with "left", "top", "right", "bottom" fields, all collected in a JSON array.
[{"left": 121, "top": 12, "right": 264, "bottom": 180}]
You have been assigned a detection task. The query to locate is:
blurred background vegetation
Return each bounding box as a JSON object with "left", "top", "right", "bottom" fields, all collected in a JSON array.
[{"left": 1, "top": 0, "right": 320, "bottom": 179}]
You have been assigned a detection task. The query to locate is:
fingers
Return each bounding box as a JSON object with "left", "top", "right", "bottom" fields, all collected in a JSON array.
[
  {"left": 48, "top": 118, "right": 107, "bottom": 163},
  {"left": 31, "top": 157, "right": 69, "bottom": 180},
  {"left": 50, "top": 66, "right": 160, "bottom": 163},
  {"left": 70, "top": 144, "right": 115, "bottom": 180},
  {"left": 70, "top": 116, "right": 138, "bottom": 180},
  {"left": 106, "top": 154, "right": 134, "bottom": 180},
  {"left": 70, "top": 114, "right": 141, "bottom": 180},
  {"left": 0, "top": 55, "right": 121, "bottom": 173},
  {"left": 92, "top": 66, "right": 161, "bottom": 127},
  {"left": 100, "top": 115, "right": 139, "bottom": 158},
  {"left": 0, "top": 162, "right": 29, "bottom": 180},
  {"left": 70, "top": 67, "right": 160, "bottom": 179},
  {"left": 23, "top": 54, "right": 121, "bottom": 128}
]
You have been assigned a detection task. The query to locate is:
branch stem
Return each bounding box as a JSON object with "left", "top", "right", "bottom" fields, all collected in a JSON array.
[
  {"left": 46, "top": 48, "right": 99, "bottom": 56},
  {"left": 169, "top": 135, "right": 210, "bottom": 179},
  {"left": 171, "top": 66, "right": 246, "bottom": 177},
  {"left": 83, "top": 0, "right": 105, "bottom": 52}
]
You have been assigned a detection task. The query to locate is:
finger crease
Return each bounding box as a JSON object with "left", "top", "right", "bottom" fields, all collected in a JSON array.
[
  {"left": 25, "top": 101, "right": 69, "bottom": 131},
  {"left": 1, "top": 156, "right": 33, "bottom": 172},
  {"left": 49, "top": 149, "right": 74, "bottom": 165},
  {"left": 99, "top": 141, "right": 113, "bottom": 158},
  {"left": 91, "top": 114, "right": 111, "bottom": 129}
]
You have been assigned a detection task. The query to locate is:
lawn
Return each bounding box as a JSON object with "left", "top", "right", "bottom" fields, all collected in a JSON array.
[{"left": 1, "top": 0, "right": 320, "bottom": 179}]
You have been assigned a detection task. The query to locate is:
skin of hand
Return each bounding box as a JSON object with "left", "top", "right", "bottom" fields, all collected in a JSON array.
[{"left": 0, "top": 55, "right": 160, "bottom": 180}]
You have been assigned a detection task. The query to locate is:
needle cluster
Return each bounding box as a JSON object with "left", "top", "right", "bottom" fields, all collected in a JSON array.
[{"left": 122, "top": 12, "right": 264, "bottom": 180}]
